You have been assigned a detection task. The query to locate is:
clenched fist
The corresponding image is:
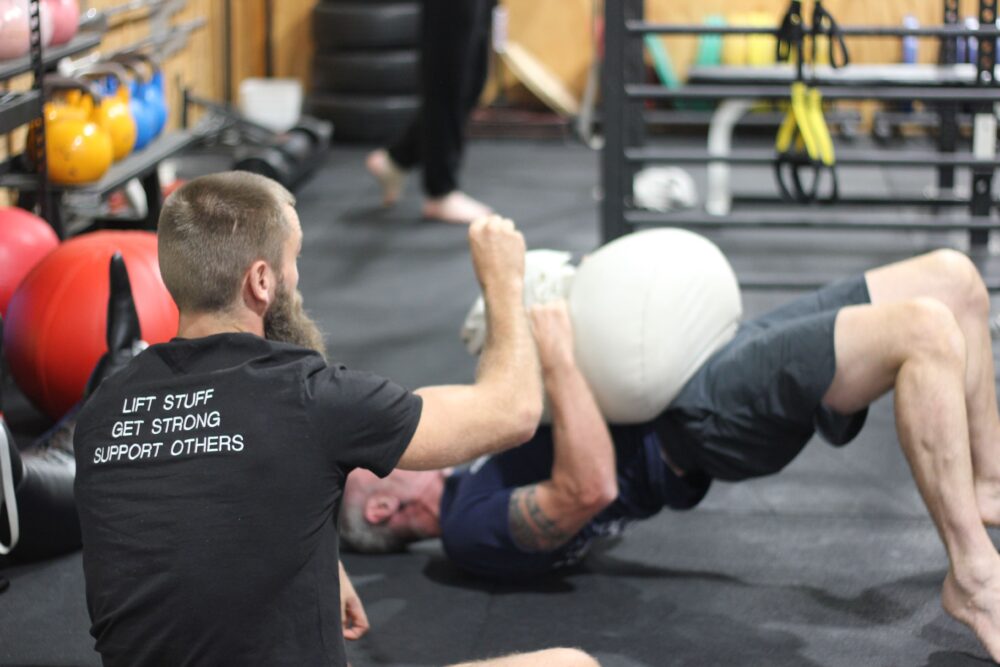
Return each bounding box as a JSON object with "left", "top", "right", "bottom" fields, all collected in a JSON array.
[
  {"left": 529, "top": 300, "right": 576, "bottom": 374},
  {"left": 468, "top": 215, "right": 526, "bottom": 297}
]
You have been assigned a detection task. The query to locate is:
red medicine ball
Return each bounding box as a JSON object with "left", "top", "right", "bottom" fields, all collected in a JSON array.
[
  {"left": 0, "top": 207, "right": 59, "bottom": 317},
  {"left": 4, "top": 231, "right": 178, "bottom": 419}
]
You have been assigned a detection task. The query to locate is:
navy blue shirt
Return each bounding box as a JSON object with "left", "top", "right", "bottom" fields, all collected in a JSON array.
[{"left": 439, "top": 424, "right": 711, "bottom": 579}]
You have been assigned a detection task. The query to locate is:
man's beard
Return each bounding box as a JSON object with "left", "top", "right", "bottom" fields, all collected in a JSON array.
[{"left": 264, "top": 281, "right": 328, "bottom": 358}]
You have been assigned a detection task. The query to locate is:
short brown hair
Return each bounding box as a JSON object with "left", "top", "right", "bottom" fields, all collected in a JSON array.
[{"left": 157, "top": 171, "right": 296, "bottom": 313}]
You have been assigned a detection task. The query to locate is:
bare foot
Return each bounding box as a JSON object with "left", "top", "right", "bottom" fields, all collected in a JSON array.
[
  {"left": 422, "top": 191, "right": 494, "bottom": 224},
  {"left": 365, "top": 149, "right": 407, "bottom": 207},
  {"left": 942, "top": 564, "right": 1000, "bottom": 662}
]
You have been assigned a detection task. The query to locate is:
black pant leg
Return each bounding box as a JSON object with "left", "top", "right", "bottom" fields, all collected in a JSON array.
[
  {"left": 389, "top": 0, "right": 495, "bottom": 195},
  {"left": 387, "top": 116, "right": 422, "bottom": 170},
  {"left": 418, "top": 0, "right": 495, "bottom": 196}
]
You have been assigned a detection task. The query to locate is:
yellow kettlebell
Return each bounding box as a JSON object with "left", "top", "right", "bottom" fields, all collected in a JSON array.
[
  {"left": 35, "top": 77, "right": 114, "bottom": 184},
  {"left": 78, "top": 64, "right": 138, "bottom": 161}
]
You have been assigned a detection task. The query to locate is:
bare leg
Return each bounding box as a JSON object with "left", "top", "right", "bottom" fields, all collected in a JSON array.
[
  {"left": 824, "top": 298, "right": 1000, "bottom": 661},
  {"left": 447, "top": 648, "right": 599, "bottom": 667},
  {"left": 863, "top": 250, "right": 1000, "bottom": 523},
  {"left": 365, "top": 149, "right": 409, "bottom": 207},
  {"left": 423, "top": 191, "right": 494, "bottom": 225}
]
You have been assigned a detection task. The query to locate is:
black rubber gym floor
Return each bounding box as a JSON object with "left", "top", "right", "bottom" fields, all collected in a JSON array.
[{"left": 2, "top": 138, "right": 1000, "bottom": 666}]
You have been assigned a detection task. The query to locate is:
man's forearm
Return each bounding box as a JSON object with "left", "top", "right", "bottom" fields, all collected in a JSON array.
[
  {"left": 476, "top": 283, "right": 542, "bottom": 435},
  {"left": 546, "top": 363, "right": 617, "bottom": 504},
  {"left": 399, "top": 287, "right": 541, "bottom": 471}
]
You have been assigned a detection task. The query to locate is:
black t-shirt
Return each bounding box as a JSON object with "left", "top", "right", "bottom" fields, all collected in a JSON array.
[{"left": 73, "top": 333, "right": 422, "bottom": 667}]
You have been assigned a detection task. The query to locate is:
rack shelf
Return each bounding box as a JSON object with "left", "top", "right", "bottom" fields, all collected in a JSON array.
[
  {"left": 0, "top": 131, "right": 198, "bottom": 195},
  {"left": 0, "top": 31, "right": 104, "bottom": 83},
  {"left": 0, "top": 91, "right": 40, "bottom": 135}
]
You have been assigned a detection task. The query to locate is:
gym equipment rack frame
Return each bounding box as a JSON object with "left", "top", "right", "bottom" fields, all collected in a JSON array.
[
  {"left": 0, "top": 14, "right": 206, "bottom": 239},
  {"left": 601, "top": 0, "right": 1000, "bottom": 270}
]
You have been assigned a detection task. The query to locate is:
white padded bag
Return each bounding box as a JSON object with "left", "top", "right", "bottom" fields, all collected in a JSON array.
[{"left": 568, "top": 228, "right": 742, "bottom": 423}]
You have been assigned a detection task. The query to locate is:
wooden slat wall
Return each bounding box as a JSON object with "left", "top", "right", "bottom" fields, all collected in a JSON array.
[
  {"left": 249, "top": 0, "right": 994, "bottom": 105},
  {"left": 646, "top": 0, "right": 988, "bottom": 86}
]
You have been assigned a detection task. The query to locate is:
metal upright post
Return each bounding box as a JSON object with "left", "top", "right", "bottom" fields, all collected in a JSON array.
[
  {"left": 601, "top": 0, "right": 645, "bottom": 242},
  {"left": 601, "top": 0, "right": 627, "bottom": 242},
  {"left": 971, "top": 0, "right": 997, "bottom": 246},
  {"left": 938, "top": 0, "right": 960, "bottom": 195},
  {"left": 26, "top": 0, "right": 57, "bottom": 236}
]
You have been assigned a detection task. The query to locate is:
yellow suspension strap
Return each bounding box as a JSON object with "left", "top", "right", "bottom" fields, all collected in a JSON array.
[
  {"left": 802, "top": 0, "right": 848, "bottom": 203},
  {"left": 773, "top": 0, "right": 815, "bottom": 202},
  {"left": 773, "top": 0, "right": 849, "bottom": 203}
]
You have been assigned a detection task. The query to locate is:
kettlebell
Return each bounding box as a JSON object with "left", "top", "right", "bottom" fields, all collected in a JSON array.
[
  {"left": 109, "top": 57, "right": 157, "bottom": 150},
  {"left": 43, "top": 0, "right": 78, "bottom": 46},
  {"left": 0, "top": 0, "right": 30, "bottom": 60},
  {"left": 34, "top": 77, "right": 114, "bottom": 184},
  {"left": 78, "top": 64, "right": 137, "bottom": 161},
  {"left": 2, "top": 0, "right": 54, "bottom": 55},
  {"left": 119, "top": 53, "right": 167, "bottom": 138},
  {"left": 147, "top": 64, "right": 168, "bottom": 135}
]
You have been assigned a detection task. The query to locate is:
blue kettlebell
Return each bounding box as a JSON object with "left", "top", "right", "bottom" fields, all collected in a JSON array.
[
  {"left": 146, "top": 63, "right": 167, "bottom": 136},
  {"left": 110, "top": 55, "right": 157, "bottom": 150},
  {"left": 128, "top": 53, "right": 167, "bottom": 138}
]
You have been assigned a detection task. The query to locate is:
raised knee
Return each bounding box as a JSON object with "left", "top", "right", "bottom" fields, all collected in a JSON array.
[
  {"left": 927, "top": 249, "right": 990, "bottom": 319},
  {"left": 901, "top": 297, "right": 966, "bottom": 365}
]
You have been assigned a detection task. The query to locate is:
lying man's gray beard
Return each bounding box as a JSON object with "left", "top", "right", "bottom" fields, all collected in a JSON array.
[{"left": 264, "top": 283, "right": 328, "bottom": 359}]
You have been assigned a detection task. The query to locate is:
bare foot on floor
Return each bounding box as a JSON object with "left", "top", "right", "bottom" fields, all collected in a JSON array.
[
  {"left": 423, "top": 191, "right": 493, "bottom": 224},
  {"left": 942, "top": 565, "right": 1000, "bottom": 662},
  {"left": 365, "top": 149, "right": 407, "bottom": 207}
]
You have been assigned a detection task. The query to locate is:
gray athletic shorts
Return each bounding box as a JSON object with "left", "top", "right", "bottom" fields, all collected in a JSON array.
[{"left": 655, "top": 275, "right": 872, "bottom": 482}]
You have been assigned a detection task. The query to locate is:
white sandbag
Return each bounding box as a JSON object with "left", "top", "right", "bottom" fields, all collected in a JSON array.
[
  {"left": 568, "top": 228, "right": 742, "bottom": 423},
  {"left": 461, "top": 249, "right": 576, "bottom": 355}
]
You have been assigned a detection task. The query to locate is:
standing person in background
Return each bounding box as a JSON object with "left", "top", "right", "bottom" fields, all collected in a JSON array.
[{"left": 367, "top": 0, "right": 497, "bottom": 224}]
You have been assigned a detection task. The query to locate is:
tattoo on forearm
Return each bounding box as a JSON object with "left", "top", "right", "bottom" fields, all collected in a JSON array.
[{"left": 508, "top": 486, "right": 572, "bottom": 552}]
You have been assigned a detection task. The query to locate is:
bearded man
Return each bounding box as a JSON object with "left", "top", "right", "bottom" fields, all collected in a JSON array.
[{"left": 72, "top": 172, "right": 595, "bottom": 667}]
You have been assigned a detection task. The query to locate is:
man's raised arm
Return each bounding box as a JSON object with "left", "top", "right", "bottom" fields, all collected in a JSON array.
[{"left": 397, "top": 216, "right": 542, "bottom": 470}]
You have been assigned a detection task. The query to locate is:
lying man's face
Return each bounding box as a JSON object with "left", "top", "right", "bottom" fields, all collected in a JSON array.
[{"left": 340, "top": 469, "right": 447, "bottom": 552}]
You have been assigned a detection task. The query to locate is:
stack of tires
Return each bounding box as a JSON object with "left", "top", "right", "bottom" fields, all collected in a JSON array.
[{"left": 307, "top": 0, "right": 421, "bottom": 143}]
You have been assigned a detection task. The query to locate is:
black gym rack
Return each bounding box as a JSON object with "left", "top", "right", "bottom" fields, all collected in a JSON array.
[
  {"left": 0, "top": 4, "right": 205, "bottom": 239},
  {"left": 600, "top": 0, "right": 1000, "bottom": 267}
]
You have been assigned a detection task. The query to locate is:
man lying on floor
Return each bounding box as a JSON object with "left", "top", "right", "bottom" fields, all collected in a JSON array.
[{"left": 341, "top": 235, "right": 1000, "bottom": 663}]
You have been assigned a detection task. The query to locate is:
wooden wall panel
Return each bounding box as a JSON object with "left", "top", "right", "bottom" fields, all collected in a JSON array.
[
  {"left": 504, "top": 0, "right": 988, "bottom": 101},
  {"left": 229, "top": 0, "right": 266, "bottom": 100},
  {"left": 272, "top": 0, "right": 316, "bottom": 85}
]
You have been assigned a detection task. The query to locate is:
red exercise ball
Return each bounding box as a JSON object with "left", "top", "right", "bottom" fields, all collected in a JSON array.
[
  {"left": 0, "top": 207, "right": 59, "bottom": 316},
  {"left": 4, "top": 230, "right": 179, "bottom": 419}
]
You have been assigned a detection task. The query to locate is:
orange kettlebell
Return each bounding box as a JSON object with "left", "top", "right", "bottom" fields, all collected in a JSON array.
[
  {"left": 77, "top": 64, "right": 137, "bottom": 160},
  {"left": 31, "top": 77, "right": 114, "bottom": 184}
]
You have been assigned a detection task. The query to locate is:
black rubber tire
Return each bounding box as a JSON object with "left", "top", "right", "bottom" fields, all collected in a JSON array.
[
  {"left": 312, "top": 3, "right": 421, "bottom": 52},
  {"left": 304, "top": 93, "right": 419, "bottom": 143},
  {"left": 313, "top": 50, "right": 420, "bottom": 94}
]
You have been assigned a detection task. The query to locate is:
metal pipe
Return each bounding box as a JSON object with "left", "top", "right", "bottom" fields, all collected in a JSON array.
[
  {"left": 625, "top": 21, "right": 1000, "bottom": 38},
  {"left": 60, "top": 18, "right": 206, "bottom": 74},
  {"left": 627, "top": 83, "right": 1000, "bottom": 102},
  {"left": 736, "top": 275, "right": 1000, "bottom": 292},
  {"left": 624, "top": 210, "right": 1000, "bottom": 230},
  {"left": 731, "top": 193, "right": 974, "bottom": 208},
  {"left": 625, "top": 148, "right": 1000, "bottom": 167}
]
